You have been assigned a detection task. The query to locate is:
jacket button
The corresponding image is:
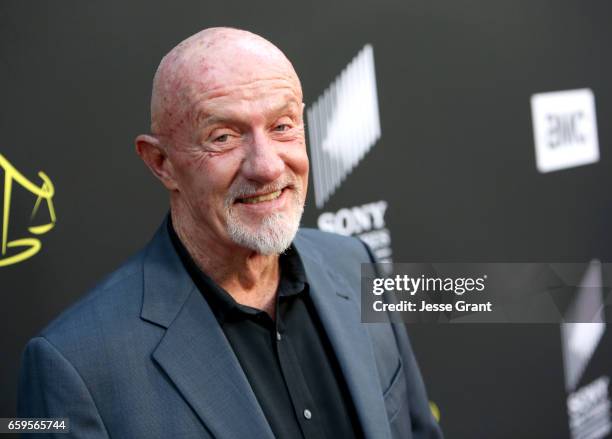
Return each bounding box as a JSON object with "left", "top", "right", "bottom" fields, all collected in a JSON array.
[{"left": 303, "top": 409, "right": 312, "bottom": 420}]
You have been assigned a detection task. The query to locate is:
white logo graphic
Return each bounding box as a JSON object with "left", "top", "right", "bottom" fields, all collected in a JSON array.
[
  {"left": 561, "top": 261, "right": 605, "bottom": 392},
  {"left": 567, "top": 377, "right": 610, "bottom": 439},
  {"left": 561, "top": 261, "right": 610, "bottom": 439},
  {"left": 306, "top": 44, "right": 381, "bottom": 208},
  {"left": 317, "top": 200, "right": 392, "bottom": 263},
  {"left": 530, "top": 88, "right": 599, "bottom": 173}
]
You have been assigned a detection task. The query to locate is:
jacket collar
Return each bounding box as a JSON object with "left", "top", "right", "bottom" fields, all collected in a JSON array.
[
  {"left": 140, "top": 218, "right": 390, "bottom": 439},
  {"left": 140, "top": 217, "right": 275, "bottom": 439},
  {"left": 294, "top": 233, "right": 392, "bottom": 439}
]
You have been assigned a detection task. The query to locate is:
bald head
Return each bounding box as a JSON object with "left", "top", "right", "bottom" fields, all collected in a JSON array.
[
  {"left": 150, "top": 27, "right": 302, "bottom": 138},
  {"left": 135, "top": 27, "right": 309, "bottom": 258}
]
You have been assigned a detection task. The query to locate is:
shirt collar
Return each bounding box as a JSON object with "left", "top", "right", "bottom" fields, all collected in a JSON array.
[{"left": 167, "top": 215, "right": 307, "bottom": 324}]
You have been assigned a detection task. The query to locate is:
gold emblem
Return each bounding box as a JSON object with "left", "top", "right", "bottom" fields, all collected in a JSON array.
[{"left": 0, "top": 154, "right": 56, "bottom": 267}]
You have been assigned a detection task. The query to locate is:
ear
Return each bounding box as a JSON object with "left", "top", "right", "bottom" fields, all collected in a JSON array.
[{"left": 135, "top": 134, "right": 179, "bottom": 191}]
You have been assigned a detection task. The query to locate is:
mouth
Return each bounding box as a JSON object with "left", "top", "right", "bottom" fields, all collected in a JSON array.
[{"left": 236, "top": 189, "right": 285, "bottom": 204}]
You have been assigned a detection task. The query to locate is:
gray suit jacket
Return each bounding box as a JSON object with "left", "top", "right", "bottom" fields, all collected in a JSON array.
[{"left": 18, "top": 220, "right": 442, "bottom": 439}]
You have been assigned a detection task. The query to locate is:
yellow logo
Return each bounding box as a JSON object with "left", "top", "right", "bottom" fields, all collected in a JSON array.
[
  {"left": 430, "top": 401, "right": 441, "bottom": 422},
  {"left": 0, "top": 154, "right": 56, "bottom": 267}
]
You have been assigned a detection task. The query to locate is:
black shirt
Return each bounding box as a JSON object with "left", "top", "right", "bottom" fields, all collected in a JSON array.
[{"left": 168, "top": 220, "right": 363, "bottom": 439}]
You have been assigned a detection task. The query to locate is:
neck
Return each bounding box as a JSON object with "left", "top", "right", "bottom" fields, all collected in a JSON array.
[{"left": 170, "top": 208, "right": 281, "bottom": 317}]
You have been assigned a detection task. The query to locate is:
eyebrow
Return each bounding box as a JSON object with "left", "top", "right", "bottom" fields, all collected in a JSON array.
[{"left": 195, "top": 99, "right": 301, "bottom": 129}]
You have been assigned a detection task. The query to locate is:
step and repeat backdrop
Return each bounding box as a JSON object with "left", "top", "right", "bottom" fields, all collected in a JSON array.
[{"left": 2, "top": 1, "right": 612, "bottom": 437}]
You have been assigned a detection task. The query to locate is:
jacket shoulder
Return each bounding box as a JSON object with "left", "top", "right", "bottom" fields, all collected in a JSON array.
[
  {"left": 39, "top": 249, "right": 147, "bottom": 351},
  {"left": 295, "top": 228, "right": 371, "bottom": 260}
]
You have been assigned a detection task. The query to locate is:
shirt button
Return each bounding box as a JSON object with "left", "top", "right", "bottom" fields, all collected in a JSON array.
[
  {"left": 303, "top": 409, "right": 312, "bottom": 420},
  {"left": 276, "top": 331, "right": 282, "bottom": 341}
]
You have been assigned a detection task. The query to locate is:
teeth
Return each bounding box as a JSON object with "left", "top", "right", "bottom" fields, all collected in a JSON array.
[{"left": 240, "top": 190, "right": 282, "bottom": 204}]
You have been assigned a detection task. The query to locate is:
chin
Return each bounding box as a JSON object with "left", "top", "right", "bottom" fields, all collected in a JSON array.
[{"left": 226, "top": 210, "right": 302, "bottom": 255}]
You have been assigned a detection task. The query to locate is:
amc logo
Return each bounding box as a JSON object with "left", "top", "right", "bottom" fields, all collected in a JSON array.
[
  {"left": 0, "top": 153, "right": 56, "bottom": 267},
  {"left": 530, "top": 88, "right": 600, "bottom": 173}
]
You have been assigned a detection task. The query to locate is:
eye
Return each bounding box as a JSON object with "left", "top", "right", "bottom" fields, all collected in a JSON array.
[
  {"left": 274, "top": 124, "right": 290, "bottom": 132},
  {"left": 214, "top": 134, "right": 230, "bottom": 143}
]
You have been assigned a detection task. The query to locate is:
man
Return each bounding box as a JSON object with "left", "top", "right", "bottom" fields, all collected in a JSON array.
[{"left": 18, "top": 27, "right": 442, "bottom": 438}]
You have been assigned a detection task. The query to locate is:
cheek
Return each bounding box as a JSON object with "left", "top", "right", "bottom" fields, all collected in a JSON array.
[
  {"left": 294, "top": 149, "right": 310, "bottom": 186},
  {"left": 172, "top": 155, "right": 218, "bottom": 203},
  {"left": 191, "top": 154, "right": 243, "bottom": 201},
  {"left": 284, "top": 142, "right": 309, "bottom": 177}
]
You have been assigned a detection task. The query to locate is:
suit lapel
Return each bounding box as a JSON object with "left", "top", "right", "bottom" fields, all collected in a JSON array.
[
  {"left": 141, "top": 219, "right": 274, "bottom": 439},
  {"left": 295, "top": 237, "right": 392, "bottom": 439},
  {"left": 152, "top": 290, "right": 274, "bottom": 439}
]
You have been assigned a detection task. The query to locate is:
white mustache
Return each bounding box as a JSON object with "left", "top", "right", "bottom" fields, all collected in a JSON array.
[{"left": 226, "top": 178, "right": 299, "bottom": 204}]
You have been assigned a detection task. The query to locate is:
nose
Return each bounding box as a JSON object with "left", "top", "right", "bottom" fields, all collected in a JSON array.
[{"left": 241, "top": 130, "right": 285, "bottom": 183}]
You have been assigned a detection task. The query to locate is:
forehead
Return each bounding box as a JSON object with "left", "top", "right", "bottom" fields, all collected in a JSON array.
[
  {"left": 179, "top": 72, "right": 302, "bottom": 128},
  {"left": 191, "top": 78, "right": 302, "bottom": 123},
  {"left": 153, "top": 33, "right": 303, "bottom": 134}
]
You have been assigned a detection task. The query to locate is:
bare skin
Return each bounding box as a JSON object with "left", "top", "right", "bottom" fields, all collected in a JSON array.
[{"left": 135, "top": 28, "right": 309, "bottom": 317}]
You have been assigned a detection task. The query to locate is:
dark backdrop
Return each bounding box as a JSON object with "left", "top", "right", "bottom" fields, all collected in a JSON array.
[{"left": 1, "top": 1, "right": 611, "bottom": 437}]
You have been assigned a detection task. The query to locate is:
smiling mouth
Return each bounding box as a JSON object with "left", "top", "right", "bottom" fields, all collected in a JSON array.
[{"left": 237, "top": 189, "right": 283, "bottom": 204}]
